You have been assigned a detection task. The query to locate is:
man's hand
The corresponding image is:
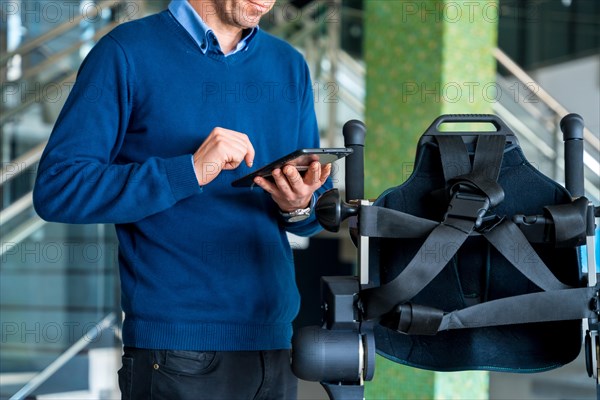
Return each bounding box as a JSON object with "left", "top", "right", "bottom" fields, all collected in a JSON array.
[
  {"left": 253, "top": 161, "right": 332, "bottom": 212},
  {"left": 193, "top": 127, "right": 255, "bottom": 186}
]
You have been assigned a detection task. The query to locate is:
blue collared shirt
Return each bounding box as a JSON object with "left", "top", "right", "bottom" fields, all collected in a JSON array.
[{"left": 168, "top": 0, "right": 258, "bottom": 56}]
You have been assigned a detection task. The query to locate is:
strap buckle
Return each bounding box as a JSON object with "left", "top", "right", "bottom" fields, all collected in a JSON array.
[{"left": 444, "top": 188, "right": 490, "bottom": 229}]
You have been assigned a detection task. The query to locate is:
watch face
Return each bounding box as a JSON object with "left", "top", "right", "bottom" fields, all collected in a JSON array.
[{"left": 285, "top": 207, "right": 311, "bottom": 222}]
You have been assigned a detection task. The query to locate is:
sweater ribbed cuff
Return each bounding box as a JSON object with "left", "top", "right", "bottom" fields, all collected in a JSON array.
[{"left": 165, "top": 154, "right": 202, "bottom": 201}]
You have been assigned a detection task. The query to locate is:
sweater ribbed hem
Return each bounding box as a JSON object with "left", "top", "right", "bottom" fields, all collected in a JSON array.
[
  {"left": 122, "top": 319, "right": 293, "bottom": 351},
  {"left": 164, "top": 154, "right": 202, "bottom": 201}
]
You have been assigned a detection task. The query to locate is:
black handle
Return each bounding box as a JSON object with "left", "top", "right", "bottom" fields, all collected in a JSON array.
[
  {"left": 424, "top": 114, "right": 513, "bottom": 136},
  {"left": 343, "top": 120, "right": 366, "bottom": 202},
  {"left": 560, "top": 113, "right": 585, "bottom": 198},
  {"left": 315, "top": 189, "right": 359, "bottom": 232}
]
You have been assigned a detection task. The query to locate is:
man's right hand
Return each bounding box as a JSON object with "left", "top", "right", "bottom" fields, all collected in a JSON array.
[{"left": 193, "top": 127, "right": 255, "bottom": 186}]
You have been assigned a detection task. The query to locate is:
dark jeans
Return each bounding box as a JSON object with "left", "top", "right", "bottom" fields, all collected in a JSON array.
[{"left": 118, "top": 347, "right": 298, "bottom": 400}]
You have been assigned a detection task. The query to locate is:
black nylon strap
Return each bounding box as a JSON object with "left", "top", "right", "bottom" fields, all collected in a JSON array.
[
  {"left": 438, "top": 287, "right": 596, "bottom": 331},
  {"left": 361, "top": 134, "right": 508, "bottom": 320},
  {"left": 362, "top": 132, "right": 593, "bottom": 337},
  {"left": 360, "top": 222, "right": 471, "bottom": 320},
  {"left": 472, "top": 134, "right": 506, "bottom": 182},
  {"left": 448, "top": 134, "right": 506, "bottom": 207},
  {"left": 378, "top": 218, "right": 591, "bottom": 335},
  {"left": 382, "top": 303, "right": 445, "bottom": 335},
  {"left": 544, "top": 196, "right": 588, "bottom": 246},
  {"left": 359, "top": 206, "right": 438, "bottom": 238},
  {"left": 435, "top": 135, "right": 471, "bottom": 181},
  {"left": 483, "top": 220, "right": 571, "bottom": 291}
]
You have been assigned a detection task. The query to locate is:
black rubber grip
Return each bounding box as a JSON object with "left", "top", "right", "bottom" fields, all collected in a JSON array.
[
  {"left": 343, "top": 120, "right": 366, "bottom": 202},
  {"left": 560, "top": 113, "right": 585, "bottom": 198}
]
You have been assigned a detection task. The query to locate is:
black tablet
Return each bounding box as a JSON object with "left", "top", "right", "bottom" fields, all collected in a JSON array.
[{"left": 231, "top": 148, "right": 353, "bottom": 187}]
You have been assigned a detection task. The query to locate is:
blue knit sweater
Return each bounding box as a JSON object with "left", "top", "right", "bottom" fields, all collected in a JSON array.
[{"left": 33, "top": 10, "right": 331, "bottom": 351}]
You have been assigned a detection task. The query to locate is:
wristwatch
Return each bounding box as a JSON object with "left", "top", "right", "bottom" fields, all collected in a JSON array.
[{"left": 280, "top": 206, "right": 312, "bottom": 223}]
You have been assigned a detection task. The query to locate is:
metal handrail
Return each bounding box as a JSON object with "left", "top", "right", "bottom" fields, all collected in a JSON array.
[
  {"left": 494, "top": 47, "right": 600, "bottom": 153},
  {"left": 494, "top": 102, "right": 599, "bottom": 197},
  {"left": 0, "top": 191, "right": 33, "bottom": 224},
  {"left": 494, "top": 47, "right": 599, "bottom": 202},
  {"left": 0, "top": 20, "right": 123, "bottom": 125},
  {"left": 9, "top": 313, "right": 117, "bottom": 400},
  {"left": 0, "top": 0, "right": 137, "bottom": 249},
  {"left": 494, "top": 102, "right": 556, "bottom": 159},
  {"left": 0, "top": 0, "right": 125, "bottom": 64},
  {"left": 0, "top": 142, "right": 46, "bottom": 187},
  {"left": 0, "top": 70, "right": 78, "bottom": 124},
  {"left": 0, "top": 215, "right": 47, "bottom": 258},
  {"left": 18, "top": 21, "right": 120, "bottom": 82}
]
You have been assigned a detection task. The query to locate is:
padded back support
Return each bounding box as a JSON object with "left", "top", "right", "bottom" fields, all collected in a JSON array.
[{"left": 369, "top": 139, "right": 583, "bottom": 372}]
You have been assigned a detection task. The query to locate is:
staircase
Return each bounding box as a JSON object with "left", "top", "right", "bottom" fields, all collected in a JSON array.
[{"left": 1, "top": 1, "right": 136, "bottom": 398}]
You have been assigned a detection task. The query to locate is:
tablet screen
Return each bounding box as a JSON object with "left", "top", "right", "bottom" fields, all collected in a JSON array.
[{"left": 231, "top": 148, "right": 353, "bottom": 187}]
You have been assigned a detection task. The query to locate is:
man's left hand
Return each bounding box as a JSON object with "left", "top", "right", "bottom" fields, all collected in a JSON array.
[{"left": 253, "top": 161, "right": 331, "bottom": 212}]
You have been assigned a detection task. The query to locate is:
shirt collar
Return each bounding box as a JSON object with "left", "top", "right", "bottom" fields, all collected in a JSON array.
[{"left": 168, "top": 0, "right": 258, "bottom": 56}]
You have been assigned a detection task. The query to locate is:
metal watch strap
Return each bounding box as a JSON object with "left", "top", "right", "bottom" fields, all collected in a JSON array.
[{"left": 281, "top": 207, "right": 312, "bottom": 222}]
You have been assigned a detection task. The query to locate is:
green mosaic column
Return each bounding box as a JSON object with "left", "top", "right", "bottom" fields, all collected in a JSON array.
[
  {"left": 364, "top": 0, "right": 499, "bottom": 197},
  {"left": 364, "top": 1, "right": 498, "bottom": 399}
]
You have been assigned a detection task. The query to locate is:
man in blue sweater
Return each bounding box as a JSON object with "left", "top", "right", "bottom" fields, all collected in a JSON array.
[{"left": 33, "top": 0, "right": 332, "bottom": 398}]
